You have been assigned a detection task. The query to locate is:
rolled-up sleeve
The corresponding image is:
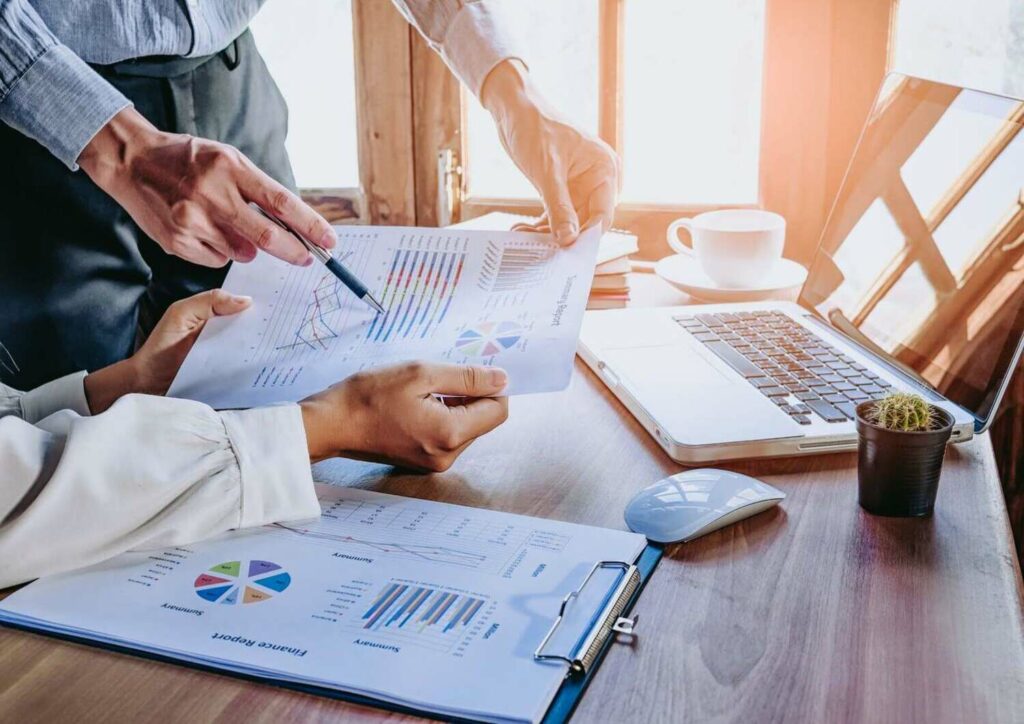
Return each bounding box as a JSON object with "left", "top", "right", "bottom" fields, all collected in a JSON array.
[
  {"left": 0, "top": 0, "right": 131, "bottom": 170},
  {"left": 0, "top": 383, "right": 318, "bottom": 589},
  {"left": 391, "top": 0, "right": 522, "bottom": 98}
]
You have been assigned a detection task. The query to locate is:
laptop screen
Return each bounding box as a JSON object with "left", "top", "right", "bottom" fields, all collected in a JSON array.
[{"left": 799, "top": 74, "right": 1024, "bottom": 424}]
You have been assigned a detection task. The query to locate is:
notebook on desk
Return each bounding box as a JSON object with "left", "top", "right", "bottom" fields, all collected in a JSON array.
[{"left": 0, "top": 485, "right": 660, "bottom": 723}]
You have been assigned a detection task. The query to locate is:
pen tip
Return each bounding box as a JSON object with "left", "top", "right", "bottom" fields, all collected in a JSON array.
[{"left": 366, "top": 293, "right": 387, "bottom": 315}]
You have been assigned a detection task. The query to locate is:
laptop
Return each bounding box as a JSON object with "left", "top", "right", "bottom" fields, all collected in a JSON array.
[{"left": 579, "top": 73, "right": 1024, "bottom": 463}]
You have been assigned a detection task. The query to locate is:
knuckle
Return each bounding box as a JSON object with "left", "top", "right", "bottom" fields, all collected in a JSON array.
[
  {"left": 460, "top": 365, "right": 479, "bottom": 391},
  {"left": 405, "top": 360, "right": 428, "bottom": 380},
  {"left": 438, "top": 427, "right": 463, "bottom": 452},
  {"left": 268, "top": 189, "right": 293, "bottom": 216},
  {"left": 254, "top": 223, "right": 277, "bottom": 250},
  {"left": 430, "top": 456, "right": 454, "bottom": 473},
  {"left": 209, "top": 145, "right": 239, "bottom": 171},
  {"left": 304, "top": 215, "right": 329, "bottom": 241},
  {"left": 169, "top": 200, "right": 197, "bottom": 228}
]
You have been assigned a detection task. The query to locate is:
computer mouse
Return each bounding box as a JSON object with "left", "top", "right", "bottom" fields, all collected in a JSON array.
[{"left": 624, "top": 468, "right": 785, "bottom": 543}]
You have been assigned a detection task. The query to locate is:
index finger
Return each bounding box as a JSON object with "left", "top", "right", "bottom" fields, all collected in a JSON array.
[
  {"left": 235, "top": 159, "right": 337, "bottom": 251},
  {"left": 581, "top": 176, "right": 617, "bottom": 234},
  {"left": 444, "top": 396, "right": 510, "bottom": 443}
]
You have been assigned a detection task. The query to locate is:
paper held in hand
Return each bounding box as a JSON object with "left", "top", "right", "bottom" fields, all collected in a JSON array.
[{"left": 168, "top": 225, "right": 601, "bottom": 408}]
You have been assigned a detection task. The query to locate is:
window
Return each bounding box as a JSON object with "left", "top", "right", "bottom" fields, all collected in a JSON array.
[
  {"left": 451, "top": 0, "right": 895, "bottom": 260},
  {"left": 464, "top": 1, "right": 765, "bottom": 209},
  {"left": 620, "top": 1, "right": 764, "bottom": 204},
  {"left": 465, "top": 0, "right": 599, "bottom": 199},
  {"left": 893, "top": 0, "right": 1024, "bottom": 98},
  {"left": 237, "top": 0, "right": 902, "bottom": 255},
  {"left": 250, "top": 0, "right": 359, "bottom": 192}
]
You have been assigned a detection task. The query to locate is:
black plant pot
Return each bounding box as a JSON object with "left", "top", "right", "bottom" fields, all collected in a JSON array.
[{"left": 855, "top": 401, "right": 954, "bottom": 517}]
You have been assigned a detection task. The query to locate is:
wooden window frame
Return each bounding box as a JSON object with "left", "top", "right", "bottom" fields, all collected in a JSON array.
[
  {"left": 462, "top": 0, "right": 899, "bottom": 260},
  {"left": 339, "top": 0, "right": 898, "bottom": 262}
]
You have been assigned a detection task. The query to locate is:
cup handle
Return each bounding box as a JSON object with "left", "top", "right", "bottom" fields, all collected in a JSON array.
[{"left": 666, "top": 219, "right": 695, "bottom": 256}]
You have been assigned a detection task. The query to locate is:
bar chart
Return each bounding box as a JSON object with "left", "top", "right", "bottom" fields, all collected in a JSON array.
[
  {"left": 364, "top": 246, "right": 467, "bottom": 343},
  {"left": 478, "top": 240, "right": 554, "bottom": 292},
  {"left": 358, "top": 581, "right": 491, "bottom": 652}
]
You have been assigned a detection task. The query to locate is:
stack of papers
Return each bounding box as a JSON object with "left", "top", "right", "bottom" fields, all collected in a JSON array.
[
  {"left": 0, "top": 486, "right": 647, "bottom": 723},
  {"left": 450, "top": 213, "right": 638, "bottom": 310}
]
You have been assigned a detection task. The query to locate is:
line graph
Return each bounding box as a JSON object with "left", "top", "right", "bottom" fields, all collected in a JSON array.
[
  {"left": 268, "top": 493, "right": 572, "bottom": 577},
  {"left": 274, "top": 525, "right": 488, "bottom": 568},
  {"left": 276, "top": 274, "right": 344, "bottom": 351}
]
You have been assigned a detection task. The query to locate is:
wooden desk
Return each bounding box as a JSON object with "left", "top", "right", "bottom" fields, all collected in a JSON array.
[{"left": 3, "top": 275, "right": 1024, "bottom": 723}]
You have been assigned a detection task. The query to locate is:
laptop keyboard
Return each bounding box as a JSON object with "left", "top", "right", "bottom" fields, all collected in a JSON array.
[{"left": 674, "top": 311, "right": 893, "bottom": 426}]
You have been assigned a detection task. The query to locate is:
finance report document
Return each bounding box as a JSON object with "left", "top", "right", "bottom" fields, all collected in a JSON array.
[
  {"left": 0, "top": 486, "right": 647, "bottom": 723},
  {"left": 168, "top": 225, "right": 601, "bottom": 408}
]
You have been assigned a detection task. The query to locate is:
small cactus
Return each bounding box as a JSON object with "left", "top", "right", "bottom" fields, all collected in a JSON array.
[{"left": 867, "top": 391, "right": 935, "bottom": 432}]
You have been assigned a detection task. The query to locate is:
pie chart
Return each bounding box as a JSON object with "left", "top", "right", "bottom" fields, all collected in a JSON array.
[
  {"left": 454, "top": 321, "right": 524, "bottom": 358},
  {"left": 193, "top": 560, "right": 291, "bottom": 605}
]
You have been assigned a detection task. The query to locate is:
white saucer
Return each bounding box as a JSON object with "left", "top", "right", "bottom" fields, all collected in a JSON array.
[{"left": 655, "top": 255, "right": 808, "bottom": 303}]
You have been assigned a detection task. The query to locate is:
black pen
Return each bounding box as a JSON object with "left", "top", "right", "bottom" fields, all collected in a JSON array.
[{"left": 254, "top": 205, "right": 386, "bottom": 314}]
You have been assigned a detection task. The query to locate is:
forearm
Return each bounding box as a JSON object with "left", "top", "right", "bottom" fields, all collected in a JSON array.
[
  {"left": 480, "top": 58, "right": 536, "bottom": 119},
  {"left": 0, "top": 0, "right": 130, "bottom": 169},
  {"left": 0, "top": 396, "right": 318, "bottom": 589},
  {"left": 392, "top": 0, "right": 521, "bottom": 98}
]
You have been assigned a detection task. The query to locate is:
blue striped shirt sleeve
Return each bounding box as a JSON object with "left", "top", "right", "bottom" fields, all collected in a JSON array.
[{"left": 0, "top": 0, "right": 131, "bottom": 170}]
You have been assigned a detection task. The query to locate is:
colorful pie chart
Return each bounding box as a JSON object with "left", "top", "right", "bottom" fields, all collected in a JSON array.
[
  {"left": 193, "top": 559, "right": 291, "bottom": 605},
  {"left": 454, "top": 321, "right": 524, "bottom": 358}
]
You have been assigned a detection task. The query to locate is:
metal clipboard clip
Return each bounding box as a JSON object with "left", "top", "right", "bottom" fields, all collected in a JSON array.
[{"left": 534, "top": 561, "right": 641, "bottom": 676}]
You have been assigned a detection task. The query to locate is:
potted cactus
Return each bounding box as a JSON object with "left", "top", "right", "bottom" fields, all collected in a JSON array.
[{"left": 855, "top": 392, "right": 954, "bottom": 517}]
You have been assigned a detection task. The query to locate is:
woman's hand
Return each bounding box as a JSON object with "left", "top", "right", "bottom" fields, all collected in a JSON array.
[
  {"left": 78, "top": 108, "right": 336, "bottom": 267},
  {"left": 299, "top": 362, "right": 509, "bottom": 471},
  {"left": 84, "top": 290, "right": 251, "bottom": 413}
]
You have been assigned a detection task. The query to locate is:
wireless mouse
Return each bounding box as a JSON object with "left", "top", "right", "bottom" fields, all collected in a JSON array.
[{"left": 624, "top": 468, "right": 785, "bottom": 543}]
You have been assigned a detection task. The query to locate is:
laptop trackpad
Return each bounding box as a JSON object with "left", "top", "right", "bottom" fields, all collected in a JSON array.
[{"left": 602, "top": 345, "right": 796, "bottom": 446}]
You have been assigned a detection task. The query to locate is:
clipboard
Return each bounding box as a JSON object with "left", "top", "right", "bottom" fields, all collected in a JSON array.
[
  {"left": 1, "top": 543, "right": 662, "bottom": 723},
  {"left": 539, "top": 543, "right": 663, "bottom": 724}
]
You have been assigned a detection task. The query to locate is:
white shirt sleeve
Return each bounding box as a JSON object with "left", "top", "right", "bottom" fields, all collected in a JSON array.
[
  {"left": 0, "top": 374, "right": 319, "bottom": 589},
  {"left": 390, "top": 0, "right": 522, "bottom": 97}
]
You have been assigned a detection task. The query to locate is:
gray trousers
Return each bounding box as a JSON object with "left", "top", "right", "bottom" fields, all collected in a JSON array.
[{"left": 0, "top": 30, "right": 295, "bottom": 390}]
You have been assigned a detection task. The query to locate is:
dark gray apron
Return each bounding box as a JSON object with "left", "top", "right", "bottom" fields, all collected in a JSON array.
[{"left": 0, "top": 30, "right": 295, "bottom": 389}]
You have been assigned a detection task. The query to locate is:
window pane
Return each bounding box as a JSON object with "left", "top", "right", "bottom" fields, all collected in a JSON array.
[
  {"left": 894, "top": 0, "right": 1024, "bottom": 98},
  {"left": 251, "top": 0, "right": 359, "bottom": 189},
  {"left": 621, "top": 1, "right": 765, "bottom": 204},
  {"left": 831, "top": 199, "right": 905, "bottom": 311},
  {"left": 465, "top": 0, "right": 599, "bottom": 198}
]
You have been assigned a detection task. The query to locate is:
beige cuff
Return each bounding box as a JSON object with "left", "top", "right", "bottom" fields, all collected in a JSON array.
[
  {"left": 220, "top": 404, "right": 320, "bottom": 529},
  {"left": 19, "top": 371, "right": 91, "bottom": 423}
]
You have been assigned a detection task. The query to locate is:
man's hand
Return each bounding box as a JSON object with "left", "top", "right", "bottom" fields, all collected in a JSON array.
[
  {"left": 84, "top": 289, "right": 251, "bottom": 413},
  {"left": 481, "top": 60, "right": 620, "bottom": 246},
  {"left": 78, "top": 108, "right": 336, "bottom": 268},
  {"left": 299, "top": 362, "right": 509, "bottom": 471}
]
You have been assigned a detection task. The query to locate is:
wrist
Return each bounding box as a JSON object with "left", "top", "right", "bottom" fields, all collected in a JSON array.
[
  {"left": 83, "top": 358, "right": 140, "bottom": 414},
  {"left": 480, "top": 59, "right": 533, "bottom": 118},
  {"left": 300, "top": 399, "right": 339, "bottom": 463},
  {"left": 78, "top": 107, "right": 160, "bottom": 188}
]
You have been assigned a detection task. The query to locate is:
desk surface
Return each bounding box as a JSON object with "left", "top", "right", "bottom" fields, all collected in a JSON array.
[{"left": 3, "top": 275, "right": 1024, "bottom": 723}]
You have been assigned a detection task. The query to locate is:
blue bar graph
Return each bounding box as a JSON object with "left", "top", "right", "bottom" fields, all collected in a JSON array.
[
  {"left": 361, "top": 582, "right": 485, "bottom": 642},
  {"left": 366, "top": 246, "right": 467, "bottom": 343}
]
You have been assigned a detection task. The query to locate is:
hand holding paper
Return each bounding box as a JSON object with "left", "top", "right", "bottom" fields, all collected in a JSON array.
[{"left": 169, "top": 225, "right": 601, "bottom": 408}]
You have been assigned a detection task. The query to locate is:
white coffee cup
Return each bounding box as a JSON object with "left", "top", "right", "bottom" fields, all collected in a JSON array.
[{"left": 665, "top": 209, "right": 786, "bottom": 289}]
